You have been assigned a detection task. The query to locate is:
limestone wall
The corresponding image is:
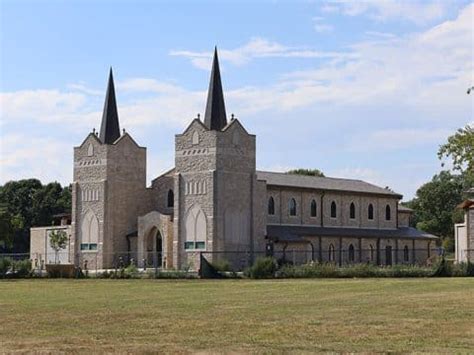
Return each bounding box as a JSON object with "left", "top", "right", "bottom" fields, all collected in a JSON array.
[{"left": 265, "top": 187, "right": 400, "bottom": 229}]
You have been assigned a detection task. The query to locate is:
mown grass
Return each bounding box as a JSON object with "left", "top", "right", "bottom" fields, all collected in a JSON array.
[{"left": 0, "top": 278, "right": 473, "bottom": 353}]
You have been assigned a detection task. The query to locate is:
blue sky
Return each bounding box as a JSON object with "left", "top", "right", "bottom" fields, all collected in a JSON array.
[{"left": 1, "top": 0, "right": 473, "bottom": 200}]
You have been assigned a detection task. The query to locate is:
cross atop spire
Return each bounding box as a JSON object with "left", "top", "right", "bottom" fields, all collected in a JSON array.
[
  {"left": 204, "top": 47, "right": 227, "bottom": 131},
  {"left": 99, "top": 67, "right": 121, "bottom": 144}
]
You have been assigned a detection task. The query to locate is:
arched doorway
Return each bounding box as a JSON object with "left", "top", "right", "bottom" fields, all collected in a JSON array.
[{"left": 146, "top": 227, "right": 163, "bottom": 268}]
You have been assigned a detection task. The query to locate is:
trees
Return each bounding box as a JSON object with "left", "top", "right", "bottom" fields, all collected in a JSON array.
[
  {"left": 0, "top": 180, "right": 71, "bottom": 252},
  {"left": 404, "top": 171, "right": 466, "bottom": 251},
  {"left": 438, "top": 125, "right": 474, "bottom": 178},
  {"left": 287, "top": 168, "right": 325, "bottom": 177},
  {"left": 49, "top": 230, "right": 68, "bottom": 264}
]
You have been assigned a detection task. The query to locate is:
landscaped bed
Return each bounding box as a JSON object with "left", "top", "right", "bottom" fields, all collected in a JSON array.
[{"left": 1, "top": 278, "right": 473, "bottom": 353}]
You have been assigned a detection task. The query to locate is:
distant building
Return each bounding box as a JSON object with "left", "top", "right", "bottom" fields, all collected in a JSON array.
[
  {"left": 454, "top": 197, "right": 474, "bottom": 263},
  {"left": 31, "top": 49, "right": 438, "bottom": 270}
]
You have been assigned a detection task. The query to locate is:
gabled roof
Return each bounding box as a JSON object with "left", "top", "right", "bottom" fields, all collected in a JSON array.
[
  {"left": 398, "top": 205, "right": 413, "bottom": 213},
  {"left": 221, "top": 118, "right": 254, "bottom": 136},
  {"left": 99, "top": 68, "right": 121, "bottom": 144},
  {"left": 204, "top": 48, "right": 227, "bottom": 131},
  {"left": 76, "top": 132, "right": 102, "bottom": 148},
  {"left": 257, "top": 171, "right": 402, "bottom": 198}
]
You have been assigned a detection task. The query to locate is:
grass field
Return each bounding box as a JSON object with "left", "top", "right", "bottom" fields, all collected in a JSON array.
[{"left": 1, "top": 278, "right": 473, "bottom": 353}]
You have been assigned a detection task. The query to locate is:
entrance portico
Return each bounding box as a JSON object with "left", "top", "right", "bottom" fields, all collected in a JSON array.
[{"left": 137, "top": 211, "right": 173, "bottom": 268}]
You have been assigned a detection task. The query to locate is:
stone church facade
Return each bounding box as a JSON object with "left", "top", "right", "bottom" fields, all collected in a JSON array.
[{"left": 31, "top": 49, "right": 438, "bottom": 270}]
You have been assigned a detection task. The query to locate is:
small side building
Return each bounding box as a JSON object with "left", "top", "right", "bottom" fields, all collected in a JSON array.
[
  {"left": 454, "top": 199, "right": 474, "bottom": 263},
  {"left": 30, "top": 214, "right": 73, "bottom": 266}
]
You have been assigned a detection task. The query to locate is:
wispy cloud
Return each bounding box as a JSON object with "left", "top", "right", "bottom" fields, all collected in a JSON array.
[
  {"left": 321, "top": 0, "right": 448, "bottom": 25},
  {"left": 170, "top": 37, "right": 353, "bottom": 69}
]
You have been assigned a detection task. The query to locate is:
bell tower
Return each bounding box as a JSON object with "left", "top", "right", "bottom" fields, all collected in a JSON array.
[
  {"left": 173, "top": 49, "right": 261, "bottom": 269},
  {"left": 71, "top": 68, "right": 147, "bottom": 269}
]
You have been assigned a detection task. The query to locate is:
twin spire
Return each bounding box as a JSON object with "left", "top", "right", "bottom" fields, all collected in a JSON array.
[
  {"left": 203, "top": 47, "right": 228, "bottom": 131},
  {"left": 99, "top": 68, "right": 121, "bottom": 144},
  {"left": 98, "top": 47, "right": 228, "bottom": 144}
]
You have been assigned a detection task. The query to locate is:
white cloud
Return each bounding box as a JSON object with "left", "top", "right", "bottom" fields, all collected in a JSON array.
[
  {"left": 0, "top": 133, "right": 72, "bottom": 184},
  {"left": 322, "top": 0, "right": 448, "bottom": 25},
  {"left": 347, "top": 128, "right": 452, "bottom": 152},
  {"left": 170, "top": 37, "right": 353, "bottom": 69},
  {"left": 312, "top": 16, "right": 334, "bottom": 33},
  {"left": 1, "top": 4, "right": 472, "bottom": 197}
]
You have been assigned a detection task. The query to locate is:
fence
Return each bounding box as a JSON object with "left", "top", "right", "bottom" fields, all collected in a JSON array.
[
  {"left": 199, "top": 246, "right": 442, "bottom": 273},
  {"left": 0, "top": 246, "right": 449, "bottom": 275}
]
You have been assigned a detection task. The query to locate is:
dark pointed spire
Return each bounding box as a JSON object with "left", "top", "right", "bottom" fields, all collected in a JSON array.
[
  {"left": 99, "top": 68, "right": 121, "bottom": 144},
  {"left": 204, "top": 47, "right": 227, "bottom": 130}
]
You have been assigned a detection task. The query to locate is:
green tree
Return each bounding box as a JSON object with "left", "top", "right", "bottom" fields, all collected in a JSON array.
[
  {"left": 404, "top": 171, "right": 466, "bottom": 252},
  {"left": 0, "top": 206, "right": 14, "bottom": 250},
  {"left": 287, "top": 168, "right": 325, "bottom": 177},
  {"left": 0, "top": 179, "right": 71, "bottom": 252},
  {"left": 438, "top": 125, "right": 474, "bottom": 177},
  {"left": 49, "top": 230, "right": 68, "bottom": 264}
]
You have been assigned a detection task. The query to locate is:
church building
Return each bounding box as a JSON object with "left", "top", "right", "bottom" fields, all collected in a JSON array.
[{"left": 30, "top": 49, "right": 438, "bottom": 270}]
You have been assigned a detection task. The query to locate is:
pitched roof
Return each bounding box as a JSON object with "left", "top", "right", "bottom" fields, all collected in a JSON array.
[
  {"left": 99, "top": 68, "right": 121, "bottom": 144},
  {"left": 256, "top": 171, "right": 402, "bottom": 198},
  {"left": 398, "top": 205, "right": 413, "bottom": 213},
  {"left": 267, "top": 225, "right": 438, "bottom": 242},
  {"left": 203, "top": 48, "right": 227, "bottom": 131}
]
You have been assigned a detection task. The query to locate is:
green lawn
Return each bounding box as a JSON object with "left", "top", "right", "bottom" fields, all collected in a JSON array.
[{"left": 1, "top": 278, "right": 473, "bottom": 353}]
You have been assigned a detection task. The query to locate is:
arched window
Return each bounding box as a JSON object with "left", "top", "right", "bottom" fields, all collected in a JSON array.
[
  {"left": 348, "top": 244, "right": 355, "bottom": 262},
  {"left": 310, "top": 199, "right": 317, "bottom": 217},
  {"left": 404, "top": 245, "right": 409, "bottom": 262},
  {"left": 350, "top": 202, "right": 356, "bottom": 219},
  {"left": 167, "top": 189, "right": 174, "bottom": 208},
  {"left": 385, "top": 205, "right": 391, "bottom": 221},
  {"left": 289, "top": 198, "right": 297, "bottom": 216},
  {"left": 328, "top": 244, "right": 335, "bottom": 262},
  {"left": 268, "top": 197, "right": 275, "bottom": 215},
  {"left": 369, "top": 244, "right": 375, "bottom": 261},
  {"left": 185, "top": 205, "right": 207, "bottom": 250},
  {"left": 331, "top": 201, "right": 337, "bottom": 218},
  {"left": 192, "top": 131, "right": 199, "bottom": 145},
  {"left": 368, "top": 204, "right": 374, "bottom": 220},
  {"left": 80, "top": 210, "right": 98, "bottom": 251}
]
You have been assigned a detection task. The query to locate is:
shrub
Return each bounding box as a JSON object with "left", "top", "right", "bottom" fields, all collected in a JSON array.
[
  {"left": 467, "top": 261, "right": 474, "bottom": 277},
  {"left": 388, "top": 264, "right": 432, "bottom": 278},
  {"left": 12, "top": 259, "right": 32, "bottom": 278},
  {"left": 432, "top": 257, "right": 452, "bottom": 277},
  {"left": 245, "top": 257, "right": 277, "bottom": 279},
  {"left": 0, "top": 257, "right": 12, "bottom": 278},
  {"left": 277, "top": 262, "right": 434, "bottom": 279},
  {"left": 124, "top": 264, "right": 139, "bottom": 278},
  {"left": 211, "top": 259, "right": 231, "bottom": 272}
]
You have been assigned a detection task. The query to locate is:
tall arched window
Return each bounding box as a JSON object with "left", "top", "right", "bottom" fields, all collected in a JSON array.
[
  {"left": 368, "top": 204, "right": 374, "bottom": 220},
  {"left": 310, "top": 199, "right": 317, "bottom": 217},
  {"left": 80, "top": 210, "right": 98, "bottom": 251},
  {"left": 348, "top": 244, "right": 355, "bottom": 262},
  {"left": 328, "top": 244, "right": 335, "bottom": 262},
  {"left": 268, "top": 197, "right": 275, "bottom": 215},
  {"left": 369, "top": 244, "right": 375, "bottom": 261},
  {"left": 350, "top": 202, "right": 356, "bottom": 219},
  {"left": 404, "top": 245, "right": 409, "bottom": 262},
  {"left": 167, "top": 189, "right": 174, "bottom": 208},
  {"left": 185, "top": 205, "right": 207, "bottom": 250},
  {"left": 385, "top": 205, "right": 391, "bottom": 221},
  {"left": 331, "top": 201, "right": 337, "bottom": 218},
  {"left": 289, "top": 198, "right": 297, "bottom": 216}
]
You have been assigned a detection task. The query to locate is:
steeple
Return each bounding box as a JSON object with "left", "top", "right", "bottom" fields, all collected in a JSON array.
[
  {"left": 204, "top": 47, "right": 227, "bottom": 130},
  {"left": 99, "top": 68, "right": 121, "bottom": 144}
]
